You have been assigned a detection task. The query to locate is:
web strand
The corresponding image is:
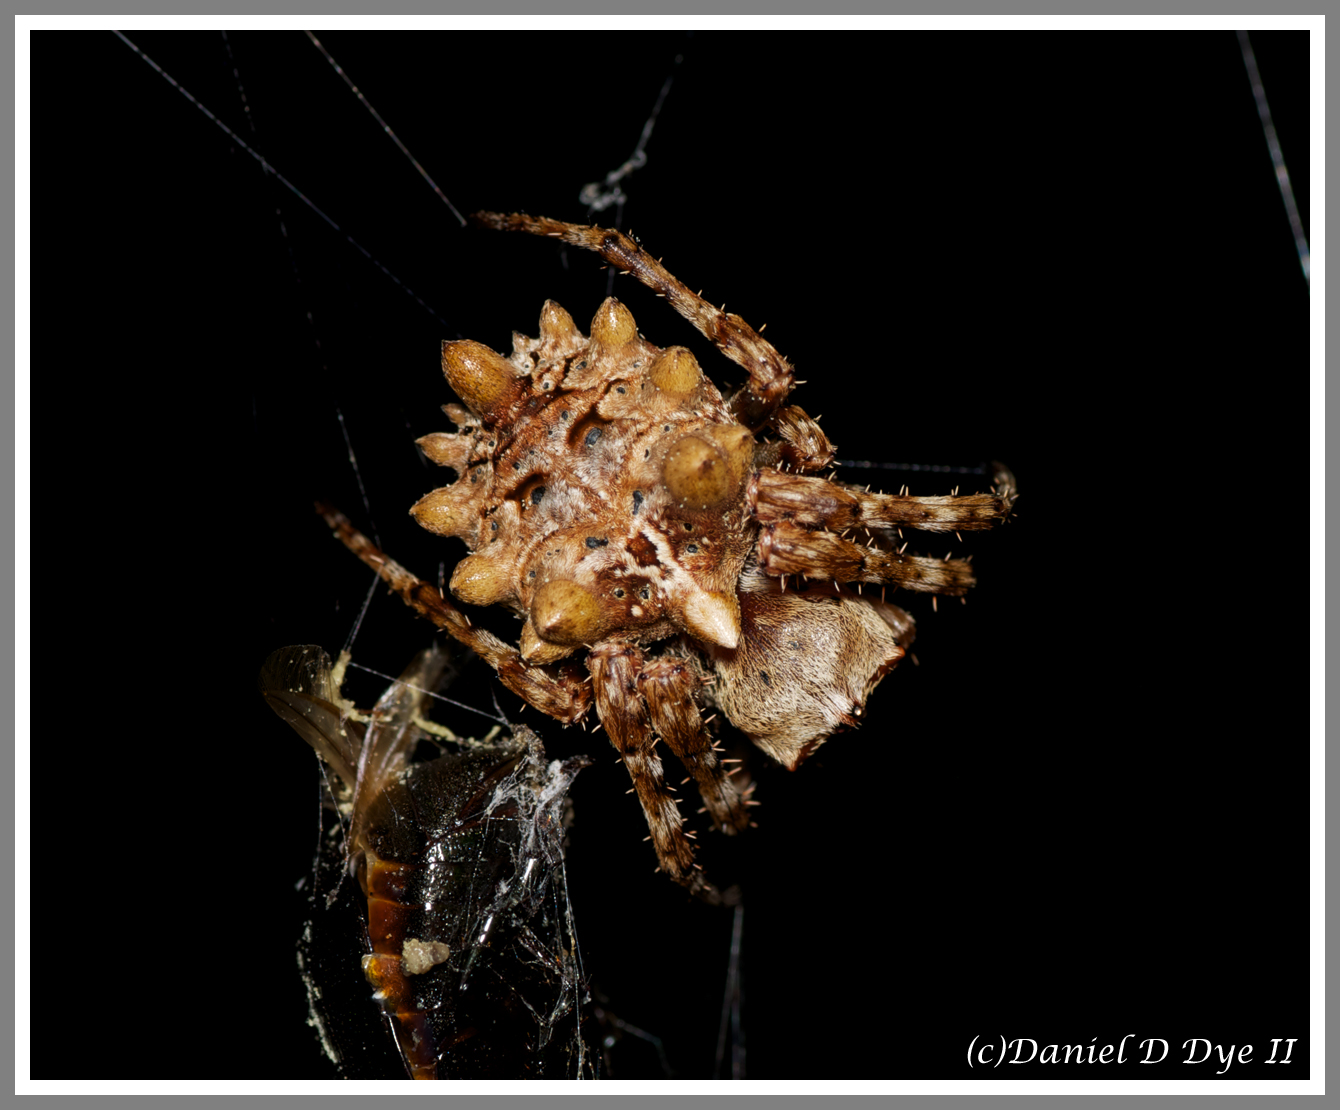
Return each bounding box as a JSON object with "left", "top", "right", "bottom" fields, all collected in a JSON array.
[
  {"left": 304, "top": 31, "right": 467, "bottom": 229},
  {"left": 114, "top": 30, "right": 456, "bottom": 330},
  {"left": 835, "top": 459, "right": 992, "bottom": 476},
  {"left": 1237, "top": 30, "right": 1309, "bottom": 286}
]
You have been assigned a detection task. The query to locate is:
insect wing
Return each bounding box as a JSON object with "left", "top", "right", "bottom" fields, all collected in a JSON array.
[{"left": 260, "top": 644, "right": 362, "bottom": 790}]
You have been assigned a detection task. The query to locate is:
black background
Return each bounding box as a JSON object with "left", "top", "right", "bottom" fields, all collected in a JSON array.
[{"left": 33, "top": 30, "right": 1309, "bottom": 1081}]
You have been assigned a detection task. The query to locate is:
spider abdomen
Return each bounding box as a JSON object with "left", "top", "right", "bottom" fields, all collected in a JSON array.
[
  {"left": 710, "top": 570, "right": 916, "bottom": 769},
  {"left": 411, "top": 298, "right": 757, "bottom": 661}
]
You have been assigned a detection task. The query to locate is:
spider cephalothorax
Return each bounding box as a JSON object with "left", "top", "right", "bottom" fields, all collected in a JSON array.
[{"left": 323, "top": 212, "right": 1015, "bottom": 900}]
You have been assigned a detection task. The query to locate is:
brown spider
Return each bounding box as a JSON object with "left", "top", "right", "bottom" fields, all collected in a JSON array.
[{"left": 321, "top": 212, "right": 1015, "bottom": 902}]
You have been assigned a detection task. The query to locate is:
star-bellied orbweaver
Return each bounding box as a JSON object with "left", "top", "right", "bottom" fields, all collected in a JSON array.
[{"left": 322, "top": 212, "right": 1015, "bottom": 902}]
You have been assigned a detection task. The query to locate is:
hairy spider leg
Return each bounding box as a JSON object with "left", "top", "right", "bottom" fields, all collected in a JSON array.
[
  {"left": 472, "top": 212, "right": 803, "bottom": 436},
  {"left": 319, "top": 504, "right": 592, "bottom": 723}
]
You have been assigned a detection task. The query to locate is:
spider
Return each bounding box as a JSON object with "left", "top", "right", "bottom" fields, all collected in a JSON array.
[{"left": 321, "top": 212, "right": 1015, "bottom": 902}]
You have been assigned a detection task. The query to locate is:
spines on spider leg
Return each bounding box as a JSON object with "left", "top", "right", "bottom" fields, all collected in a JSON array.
[
  {"left": 758, "top": 520, "right": 978, "bottom": 595},
  {"left": 638, "top": 657, "right": 748, "bottom": 835},
  {"left": 320, "top": 502, "right": 476, "bottom": 637},
  {"left": 317, "top": 504, "right": 592, "bottom": 723},
  {"left": 770, "top": 406, "right": 835, "bottom": 471},
  {"left": 749, "top": 469, "right": 1009, "bottom": 533},
  {"left": 747, "top": 468, "right": 863, "bottom": 529},
  {"left": 849, "top": 488, "right": 1008, "bottom": 532},
  {"left": 588, "top": 643, "right": 716, "bottom": 900},
  {"left": 470, "top": 211, "right": 795, "bottom": 427}
]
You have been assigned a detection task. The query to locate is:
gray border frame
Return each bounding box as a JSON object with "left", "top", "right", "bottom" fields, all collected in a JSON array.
[{"left": 12, "top": 4, "right": 1323, "bottom": 1099}]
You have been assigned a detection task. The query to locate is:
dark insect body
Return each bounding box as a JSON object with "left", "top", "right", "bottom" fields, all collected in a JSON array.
[
  {"left": 322, "top": 213, "right": 1016, "bottom": 902},
  {"left": 261, "top": 644, "right": 593, "bottom": 1079}
]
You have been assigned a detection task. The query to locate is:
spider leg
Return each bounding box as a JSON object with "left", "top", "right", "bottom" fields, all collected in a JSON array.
[
  {"left": 745, "top": 466, "right": 1017, "bottom": 594},
  {"left": 770, "top": 406, "right": 836, "bottom": 472},
  {"left": 588, "top": 642, "right": 719, "bottom": 902},
  {"left": 748, "top": 468, "right": 1013, "bottom": 533},
  {"left": 758, "top": 521, "right": 977, "bottom": 594},
  {"left": 472, "top": 211, "right": 795, "bottom": 429},
  {"left": 637, "top": 656, "right": 748, "bottom": 835},
  {"left": 319, "top": 504, "right": 592, "bottom": 723}
]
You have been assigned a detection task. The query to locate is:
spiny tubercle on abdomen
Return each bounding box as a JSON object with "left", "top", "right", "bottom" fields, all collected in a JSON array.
[{"left": 411, "top": 296, "right": 757, "bottom": 665}]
